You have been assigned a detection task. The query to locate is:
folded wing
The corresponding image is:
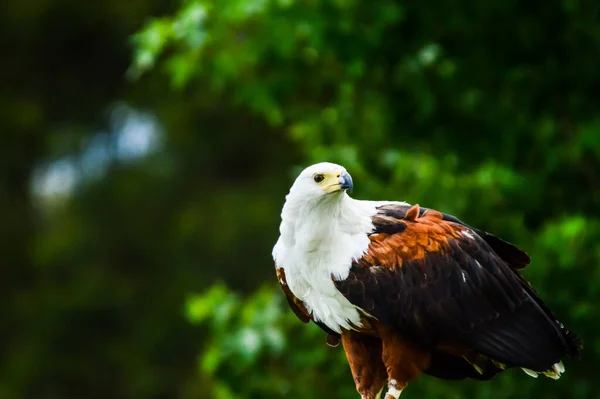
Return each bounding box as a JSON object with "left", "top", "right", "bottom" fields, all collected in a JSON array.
[{"left": 335, "top": 204, "right": 581, "bottom": 374}]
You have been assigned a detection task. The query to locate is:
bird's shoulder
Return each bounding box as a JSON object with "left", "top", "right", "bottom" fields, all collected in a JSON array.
[{"left": 362, "top": 203, "right": 530, "bottom": 271}]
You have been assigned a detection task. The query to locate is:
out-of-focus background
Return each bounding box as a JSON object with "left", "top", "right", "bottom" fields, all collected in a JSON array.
[{"left": 1, "top": 0, "right": 599, "bottom": 398}]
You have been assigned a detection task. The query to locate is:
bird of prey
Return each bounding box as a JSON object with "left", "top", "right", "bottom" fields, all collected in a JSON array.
[{"left": 272, "top": 162, "right": 581, "bottom": 399}]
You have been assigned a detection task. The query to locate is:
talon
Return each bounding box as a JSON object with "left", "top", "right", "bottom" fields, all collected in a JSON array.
[
  {"left": 326, "top": 334, "right": 340, "bottom": 347},
  {"left": 384, "top": 379, "right": 403, "bottom": 399}
]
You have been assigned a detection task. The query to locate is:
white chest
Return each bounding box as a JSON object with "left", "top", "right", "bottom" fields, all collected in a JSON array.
[{"left": 275, "top": 231, "right": 370, "bottom": 334}]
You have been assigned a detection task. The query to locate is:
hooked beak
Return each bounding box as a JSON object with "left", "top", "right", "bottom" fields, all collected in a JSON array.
[{"left": 339, "top": 171, "right": 353, "bottom": 193}]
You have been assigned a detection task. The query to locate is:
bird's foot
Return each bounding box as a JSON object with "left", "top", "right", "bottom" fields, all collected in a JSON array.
[{"left": 383, "top": 379, "right": 403, "bottom": 399}]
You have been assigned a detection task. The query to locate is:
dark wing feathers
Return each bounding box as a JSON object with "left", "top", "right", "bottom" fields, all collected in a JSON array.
[
  {"left": 335, "top": 203, "right": 581, "bottom": 375},
  {"left": 424, "top": 350, "right": 502, "bottom": 381}
]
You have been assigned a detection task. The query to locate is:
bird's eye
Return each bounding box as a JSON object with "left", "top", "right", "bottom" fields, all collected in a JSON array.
[{"left": 313, "top": 174, "right": 325, "bottom": 183}]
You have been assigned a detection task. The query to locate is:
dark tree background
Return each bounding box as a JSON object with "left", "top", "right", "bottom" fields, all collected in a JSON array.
[{"left": 1, "top": 0, "right": 599, "bottom": 398}]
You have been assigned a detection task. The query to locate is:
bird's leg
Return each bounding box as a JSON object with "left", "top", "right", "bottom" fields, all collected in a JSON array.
[
  {"left": 374, "top": 322, "right": 430, "bottom": 399},
  {"left": 341, "top": 331, "right": 387, "bottom": 399}
]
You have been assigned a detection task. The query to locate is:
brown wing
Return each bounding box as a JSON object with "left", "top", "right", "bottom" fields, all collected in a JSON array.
[
  {"left": 335, "top": 204, "right": 581, "bottom": 375},
  {"left": 276, "top": 266, "right": 341, "bottom": 346}
]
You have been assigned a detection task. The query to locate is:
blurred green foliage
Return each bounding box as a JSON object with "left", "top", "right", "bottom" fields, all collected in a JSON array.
[{"left": 1, "top": 0, "right": 599, "bottom": 398}]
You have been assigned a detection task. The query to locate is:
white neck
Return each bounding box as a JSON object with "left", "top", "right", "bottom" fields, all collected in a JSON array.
[{"left": 278, "top": 192, "right": 374, "bottom": 251}]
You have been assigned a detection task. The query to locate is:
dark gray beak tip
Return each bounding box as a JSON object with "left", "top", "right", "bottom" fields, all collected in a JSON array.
[{"left": 339, "top": 172, "right": 353, "bottom": 193}]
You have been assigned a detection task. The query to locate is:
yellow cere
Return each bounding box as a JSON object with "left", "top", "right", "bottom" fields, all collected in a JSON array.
[{"left": 318, "top": 171, "right": 344, "bottom": 193}]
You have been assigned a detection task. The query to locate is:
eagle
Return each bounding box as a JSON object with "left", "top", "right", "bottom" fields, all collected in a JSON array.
[{"left": 272, "top": 162, "right": 581, "bottom": 399}]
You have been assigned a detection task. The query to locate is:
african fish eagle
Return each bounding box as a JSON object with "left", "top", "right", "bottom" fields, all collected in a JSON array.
[{"left": 272, "top": 162, "right": 581, "bottom": 399}]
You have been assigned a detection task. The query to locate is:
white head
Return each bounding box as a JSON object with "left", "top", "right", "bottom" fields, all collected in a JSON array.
[
  {"left": 276, "top": 162, "right": 356, "bottom": 249},
  {"left": 286, "top": 162, "right": 354, "bottom": 203}
]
